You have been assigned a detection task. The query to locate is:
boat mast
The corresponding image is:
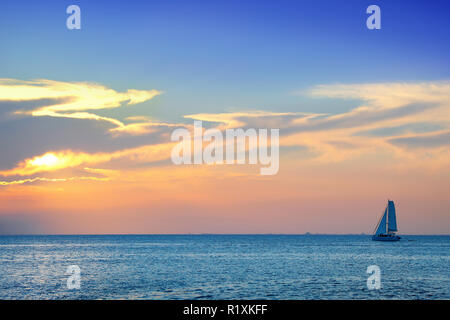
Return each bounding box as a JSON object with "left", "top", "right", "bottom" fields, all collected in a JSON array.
[
  {"left": 373, "top": 209, "right": 382, "bottom": 235},
  {"left": 386, "top": 200, "right": 389, "bottom": 234},
  {"left": 373, "top": 204, "right": 387, "bottom": 235}
]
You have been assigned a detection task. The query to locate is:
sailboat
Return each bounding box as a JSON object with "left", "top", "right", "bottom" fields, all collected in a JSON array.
[{"left": 372, "top": 200, "right": 401, "bottom": 241}]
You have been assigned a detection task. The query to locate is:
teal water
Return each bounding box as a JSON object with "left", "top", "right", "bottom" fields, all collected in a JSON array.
[{"left": 0, "top": 235, "right": 449, "bottom": 299}]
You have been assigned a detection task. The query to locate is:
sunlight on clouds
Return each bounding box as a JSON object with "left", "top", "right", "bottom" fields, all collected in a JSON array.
[
  {"left": 0, "top": 176, "right": 109, "bottom": 186},
  {"left": 110, "top": 121, "right": 188, "bottom": 136},
  {"left": 282, "top": 81, "right": 450, "bottom": 168},
  {"left": 1, "top": 79, "right": 449, "bottom": 187},
  {"left": 0, "top": 78, "right": 162, "bottom": 131},
  {"left": 307, "top": 82, "right": 450, "bottom": 109},
  {"left": 0, "top": 151, "right": 110, "bottom": 176},
  {"left": 0, "top": 142, "right": 176, "bottom": 177},
  {"left": 29, "top": 153, "right": 59, "bottom": 167},
  {"left": 184, "top": 111, "right": 305, "bottom": 129}
]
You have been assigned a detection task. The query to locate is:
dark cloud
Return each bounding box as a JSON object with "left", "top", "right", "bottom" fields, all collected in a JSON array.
[
  {"left": 0, "top": 98, "right": 74, "bottom": 119},
  {"left": 282, "top": 103, "right": 439, "bottom": 135},
  {"left": 388, "top": 131, "right": 450, "bottom": 148},
  {"left": 354, "top": 123, "right": 443, "bottom": 137},
  {"left": 0, "top": 116, "right": 177, "bottom": 170},
  {"left": 0, "top": 213, "right": 49, "bottom": 235}
]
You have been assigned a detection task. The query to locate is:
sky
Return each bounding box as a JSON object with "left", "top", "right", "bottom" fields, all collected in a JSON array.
[{"left": 0, "top": 0, "right": 449, "bottom": 234}]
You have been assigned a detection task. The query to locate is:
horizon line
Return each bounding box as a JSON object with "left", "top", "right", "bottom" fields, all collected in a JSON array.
[{"left": 1, "top": 233, "right": 449, "bottom": 236}]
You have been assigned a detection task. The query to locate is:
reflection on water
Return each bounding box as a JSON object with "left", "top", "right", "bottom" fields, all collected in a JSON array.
[{"left": 0, "top": 235, "right": 449, "bottom": 299}]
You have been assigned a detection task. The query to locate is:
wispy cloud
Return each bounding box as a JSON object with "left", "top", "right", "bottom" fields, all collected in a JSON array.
[
  {"left": 2, "top": 79, "right": 449, "bottom": 186},
  {"left": 110, "top": 121, "right": 189, "bottom": 136},
  {"left": 184, "top": 82, "right": 450, "bottom": 168},
  {"left": 184, "top": 111, "right": 315, "bottom": 129},
  {"left": 0, "top": 142, "right": 176, "bottom": 178},
  {"left": 283, "top": 82, "right": 450, "bottom": 166},
  {"left": 389, "top": 131, "right": 450, "bottom": 149},
  {"left": 0, "top": 175, "right": 109, "bottom": 186},
  {"left": 0, "top": 78, "right": 162, "bottom": 131},
  {"left": 306, "top": 82, "right": 450, "bottom": 109}
]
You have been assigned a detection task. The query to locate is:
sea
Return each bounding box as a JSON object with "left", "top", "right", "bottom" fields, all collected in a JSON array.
[{"left": 0, "top": 235, "right": 449, "bottom": 300}]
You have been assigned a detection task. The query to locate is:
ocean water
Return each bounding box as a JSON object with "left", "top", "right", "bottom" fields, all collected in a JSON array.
[{"left": 0, "top": 235, "right": 449, "bottom": 300}]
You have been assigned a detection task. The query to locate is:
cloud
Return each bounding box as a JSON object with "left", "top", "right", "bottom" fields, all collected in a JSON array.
[
  {"left": 306, "top": 82, "right": 450, "bottom": 109},
  {"left": 388, "top": 131, "right": 450, "bottom": 148},
  {"left": 0, "top": 78, "right": 162, "bottom": 131},
  {"left": 0, "top": 176, "right": 109, "bottom": 186},
  {"left": 184, "top": 111, "right": 318, "bottom": 129},
  {"left": 0, "top": 142, "right": 176, "bottom": 178},
  {"left": 354, "top": 123, "right": 444, "bottom": 137},
  {"left": 0, "top": 213, "right": 49, "bottom": 234},
  {"left": 187, "top": 82, "right": 450, "bottom": 167},
  {"left": 2, "top": 79, "right": 450, "bottom": 186},
  {"left": 282, "top": 81, "right": 450, "bottom": 166},
  {"left": 110, "top": 121, "right": 189, "bottom": 136},
  {"left": 281, "top": 102, "right": 439, "bottom": 135}
]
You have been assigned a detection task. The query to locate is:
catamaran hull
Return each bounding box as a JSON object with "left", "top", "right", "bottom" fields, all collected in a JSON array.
[
  {"left": 372, "top": 200, "right": 400, "bottom": 241},
  {"left": 372, "top": 235, "right": 401, "bottom": 241}
]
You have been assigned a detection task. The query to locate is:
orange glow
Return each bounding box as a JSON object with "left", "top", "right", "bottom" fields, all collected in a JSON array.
[
  {"left": 1, "top": 80, "right": 450, "bottom": 234},
  {"left": 29, "top": 153, "right": 60, "bottom": 168}
]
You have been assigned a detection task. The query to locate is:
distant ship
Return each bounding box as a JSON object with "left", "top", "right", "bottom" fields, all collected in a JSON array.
[{"left": 372, "top": 200, "right": 401, "bottom": 241}]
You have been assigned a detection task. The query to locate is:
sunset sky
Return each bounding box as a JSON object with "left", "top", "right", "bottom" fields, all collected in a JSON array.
[{"left": 0, "top": 0, "right": 449, "bottom": 234}]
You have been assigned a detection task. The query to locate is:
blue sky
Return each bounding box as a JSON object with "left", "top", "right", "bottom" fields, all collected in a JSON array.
[{"left": 1, "top": 0, "right": 449, "bottom": 121}]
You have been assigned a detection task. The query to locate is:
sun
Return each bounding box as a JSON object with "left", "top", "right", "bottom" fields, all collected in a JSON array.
[{"left": 29, "top": 153, "right": 60, "bottom": 167}]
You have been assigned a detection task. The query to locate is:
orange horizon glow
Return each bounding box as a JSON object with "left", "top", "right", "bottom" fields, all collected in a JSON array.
[{"left": 1, "top": 79, "right": 450, "bottom": 235}]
